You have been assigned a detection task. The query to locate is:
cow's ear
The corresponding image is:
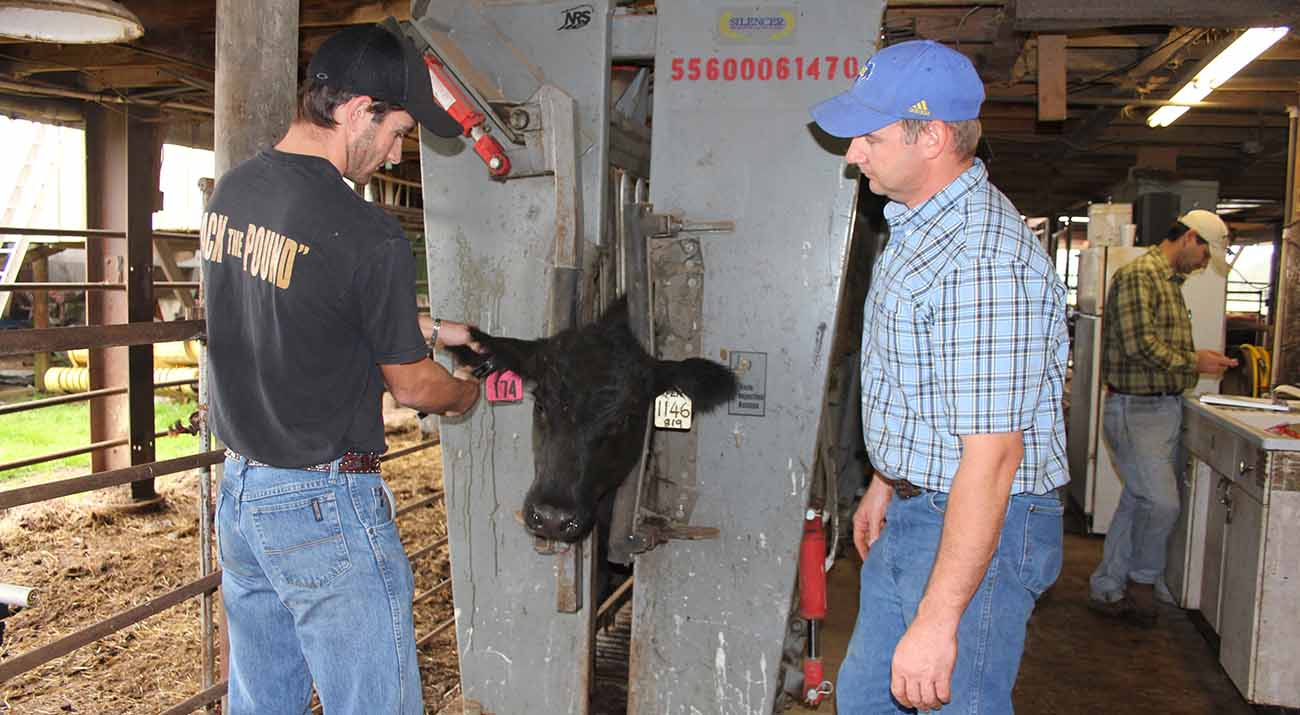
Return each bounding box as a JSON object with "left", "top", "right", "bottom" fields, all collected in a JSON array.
[
  {"left": 476, "top": 330, "right": 545, "bottom": 380},
  {"left": 653, "top": 358, "right": 738, "bottom": 412},
  {"left": 445, "top": 328, "right": 543, "bottom": 380}
]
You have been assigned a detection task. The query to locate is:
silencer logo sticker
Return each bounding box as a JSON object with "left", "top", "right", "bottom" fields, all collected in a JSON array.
[{"left": 717, "top": 8, "right": 796, "bottom": 44}]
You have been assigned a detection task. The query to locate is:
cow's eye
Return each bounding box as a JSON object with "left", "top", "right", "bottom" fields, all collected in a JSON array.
[
  {"left": 563, "top": 519, "right": 581, "bottom": 535},
  {"left": 527, "top": 509, "right": 544, "bottom": 528}
]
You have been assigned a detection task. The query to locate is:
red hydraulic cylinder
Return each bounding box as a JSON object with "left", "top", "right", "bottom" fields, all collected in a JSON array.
[
  {"left": 799, "top": 510, "right": 832, "bottom": 706},
  {"left": 422, "top": 54, "right": 511, "bottom": 177}
]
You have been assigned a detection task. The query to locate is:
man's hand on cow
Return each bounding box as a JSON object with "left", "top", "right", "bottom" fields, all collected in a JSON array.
[
  {"left": 852, "top": 474, "right": 893, "bottom": 560},
  {"left": 437, "top": 320, "right": 482, "bottom": 353},
  {"left": 891, "top": 615, "right": 957, "bottom": 712},
  {"left": 440, "top": 365, "right": 481, "bottom": 417}
]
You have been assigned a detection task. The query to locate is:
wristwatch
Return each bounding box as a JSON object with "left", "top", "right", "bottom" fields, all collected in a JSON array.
[{"left": 429, "top": 317, "right": 442, "bottom": 351}]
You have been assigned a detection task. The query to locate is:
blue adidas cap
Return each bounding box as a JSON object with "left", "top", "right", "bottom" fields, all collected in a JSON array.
[{"left": 810, "top": 40, "right": 985, "bottom": 138}]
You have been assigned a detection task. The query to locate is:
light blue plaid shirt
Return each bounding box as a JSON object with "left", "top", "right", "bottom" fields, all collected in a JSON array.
[{"left": 861, "top": 160, "right": 1069, "bottom": 495}]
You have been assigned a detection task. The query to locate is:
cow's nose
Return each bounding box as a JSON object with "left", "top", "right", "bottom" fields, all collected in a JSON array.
[{"left": 526, "top": 504, "right": 584, "bottom": 541}]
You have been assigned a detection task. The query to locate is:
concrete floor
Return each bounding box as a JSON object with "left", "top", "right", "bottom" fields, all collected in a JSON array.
[{"left": 790, "top": 532, "right": 1257, "bottom": 714}]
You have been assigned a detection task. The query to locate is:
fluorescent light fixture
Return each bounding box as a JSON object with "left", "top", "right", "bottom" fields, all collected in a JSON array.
[
  {"left": 0, "top": 0, "right": 144, "bottom": 44},
  {"left": 1147, "top": 27, "right": 1290, "bottom": 128},
  {"left": 1057, "top": 215, "right": 1089, "bottom": 223}
]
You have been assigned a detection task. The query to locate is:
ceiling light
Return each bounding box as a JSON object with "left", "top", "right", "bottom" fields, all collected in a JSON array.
[
  {"left": 0, "top": 0, "right": 144, "bottom": 44},
  {"left": 1147, "top": 27, "right": 1289, "bottom": 128}
]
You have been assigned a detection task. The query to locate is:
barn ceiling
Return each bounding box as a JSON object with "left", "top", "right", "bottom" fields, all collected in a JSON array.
[{"left": 0, "top": 0, "right": 1296, "bottom": 221}]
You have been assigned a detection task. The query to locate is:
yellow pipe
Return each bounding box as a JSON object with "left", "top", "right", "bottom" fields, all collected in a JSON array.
[
  {"left": 41, "top": 366, "right": 199, "bottom": 397},
  {"left": 66, "top": 340, "right": 200, "bottom": 368}
]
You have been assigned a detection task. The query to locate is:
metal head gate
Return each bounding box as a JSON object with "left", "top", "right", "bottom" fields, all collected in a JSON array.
[{"left": 417, "top": 2, "right": 883, "bottom": 712}]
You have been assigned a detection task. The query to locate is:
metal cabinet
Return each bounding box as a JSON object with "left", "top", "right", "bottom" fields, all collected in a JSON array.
[
  {"left": 1197, "top": 471, "right": 1228, "bottom": 631},
  {"left": 1178, "top": 399, "right": 1300, "bottom": 708},
  {"left": 1216, "top": 480, "right": 1265, "bottom": 696}
]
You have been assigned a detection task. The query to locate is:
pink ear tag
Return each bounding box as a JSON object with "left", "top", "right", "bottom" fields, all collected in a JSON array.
[{"left": 486, "top": 370, "right": 524, "bottom": 403}]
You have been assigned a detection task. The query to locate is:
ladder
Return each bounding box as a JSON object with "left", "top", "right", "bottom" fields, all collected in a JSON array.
[
  {"left": 0, "top": 121, "right": 54, "bottom": 318},
  {"left": 0, "top": 234, "right": 31, "bottom": 317}
]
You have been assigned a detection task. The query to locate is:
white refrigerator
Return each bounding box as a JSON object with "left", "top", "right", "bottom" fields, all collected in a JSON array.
[{"left": 1067, "top": 246, "right": 1225, "bottom": 534}]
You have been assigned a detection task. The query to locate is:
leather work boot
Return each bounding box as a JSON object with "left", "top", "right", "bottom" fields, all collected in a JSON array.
[
  {"left": 1087, "top": 594, "right": 1136, "bottom": 620},
  {"left": 1126, "top": 580, "right": 1158, "bottom": 628}
]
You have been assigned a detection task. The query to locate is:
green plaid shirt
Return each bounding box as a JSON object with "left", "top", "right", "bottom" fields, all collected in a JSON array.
[{"left": 1101, "top": 246, "right": 1197, "bottom": 394}]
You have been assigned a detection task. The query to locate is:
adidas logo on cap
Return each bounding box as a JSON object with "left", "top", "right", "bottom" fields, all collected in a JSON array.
[{"left": 908, "top": 100, "right": 931, "bottom": 116}]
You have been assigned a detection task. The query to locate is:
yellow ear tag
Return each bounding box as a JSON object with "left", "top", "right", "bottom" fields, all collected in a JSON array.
[{"left": 653, "top": 390, "right": 693, "bottom": 431}]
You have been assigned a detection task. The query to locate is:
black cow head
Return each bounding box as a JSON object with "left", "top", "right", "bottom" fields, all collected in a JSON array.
[{"left": 448, "top": 298, "right": 738, "bottom": 543}]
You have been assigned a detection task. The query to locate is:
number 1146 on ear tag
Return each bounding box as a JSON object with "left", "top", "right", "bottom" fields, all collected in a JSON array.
[{"left": 654, "top": 390, "right": 693, "bottom": 430}]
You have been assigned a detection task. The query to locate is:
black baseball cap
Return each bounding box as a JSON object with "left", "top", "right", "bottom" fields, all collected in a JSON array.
[{"left": 306, "top": 22, "right": 462, "bottom": 138}]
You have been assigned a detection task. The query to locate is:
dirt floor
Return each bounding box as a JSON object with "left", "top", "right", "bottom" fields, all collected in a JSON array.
[{"left": 0, "top": 426, "right": 461, "bottom": 714}]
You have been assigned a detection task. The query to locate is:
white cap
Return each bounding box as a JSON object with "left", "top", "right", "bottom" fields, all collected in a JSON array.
[{"left": 1178, "top": 209, "right": 1230, "bottom": 275}]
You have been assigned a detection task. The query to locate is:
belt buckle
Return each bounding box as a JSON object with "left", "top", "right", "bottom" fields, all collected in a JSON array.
[{"left": 881, "top": 476, "right": 923, "bottom": 500}]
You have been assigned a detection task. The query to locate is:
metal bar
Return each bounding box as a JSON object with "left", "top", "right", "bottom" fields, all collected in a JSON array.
[
  {"left": 0, "top": 78, "right": 213, "bottom": 115},
  {"left": 394, "top": 490, "right": 444, "bottom": 518},
  {"left": 197, "top": 337, "right": 216, "bottom": 707},
  {"left": 380, "top": 439, "right": 438, "bottom": 463},
  {"left": 413, "top": 577, "right": 453, "bottom": 605},
  {"left": 0, "top": 572, "right": 222, "bottom": 684},
  {"left": 0, "top": 226, "right": 126, "bottom": 237},
  {"left": 0, "top": 281, "right": 198, "bottom": 291},
  {"left": 985, "top": 95, "right": 1291, "bottom": 112},
  {"left": 406, "top": 536, "right": 450, "bottom": 564},
  {"left": 0, "top": 226, "right": 198, "bottom": 240},
  {"left": 416, "top": 615, "right": 458, "bottom": 648},
  {"left": 0, "top": 379, "right": 198, "bottom": 416},
  {"left": 158, "top": 681, "right": 228, "bottom": 715},
  {"left": 374, "top": 173, "right": 422, "bottom": 189},
  {"left": 0, "top": 450, "right": 223, "bottom": 510},
  {"left": 0, "top": 320, "right": 205, "bottom": 357},
  {"left": 0, "top": 282, "right": 127, "bottom": 291},
  {"left": 0, "top": 438, "right": 128, "bottom": 473}
]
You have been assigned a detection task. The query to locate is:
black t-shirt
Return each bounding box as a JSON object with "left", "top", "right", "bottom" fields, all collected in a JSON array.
[{"left": 200, "top": 149, "right": 428, "bottom": 467}]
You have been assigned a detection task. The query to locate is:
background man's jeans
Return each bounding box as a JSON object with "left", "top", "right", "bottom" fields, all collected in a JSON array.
[
  {"left": 1089, "top": 393, "right": 1183, "bottom": 601},
  {"left": 217, "top": 455, "right": 422, "bottom": 714},
  {"left": 836, "top": 490, "right": 1064, "bottom": 714}
]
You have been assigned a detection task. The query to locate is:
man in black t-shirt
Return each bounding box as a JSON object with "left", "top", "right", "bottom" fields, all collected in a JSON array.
[{"left": 202, "top": 23, "right": 478, "bottom": 715}]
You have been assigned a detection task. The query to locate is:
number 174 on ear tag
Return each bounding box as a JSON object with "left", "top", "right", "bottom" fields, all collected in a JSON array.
[{"left": 486, "top": 370, "right": 524, "bottom": 403}]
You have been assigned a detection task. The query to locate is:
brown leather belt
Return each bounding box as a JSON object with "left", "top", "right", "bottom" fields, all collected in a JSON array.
[
  {"left": 226, "top": 449, "right": 382, "bottom": 474},
  {"left": 877, "top": 474, "right": 924, "bottom": 500}
]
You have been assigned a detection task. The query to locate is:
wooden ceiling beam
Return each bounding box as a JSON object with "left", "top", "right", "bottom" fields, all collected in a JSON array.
[
  {"left": 300, "top": 0, "right": 411, "bottom": 28},
  {"left": 1014, "top": 0, "right": 1299, "bottom": 31}
]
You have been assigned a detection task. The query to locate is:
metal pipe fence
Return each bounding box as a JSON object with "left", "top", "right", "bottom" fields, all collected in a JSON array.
[
  {"left": 0, "top": 236, "right": 452, "bottom": 712},
  {"left": 0, "top": 436, "right": 448, "bottom": 714}
]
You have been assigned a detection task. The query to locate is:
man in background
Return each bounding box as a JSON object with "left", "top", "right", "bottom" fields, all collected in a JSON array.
[{"left": 1089, "top": 209, "right": 1237, "bottom": 626}]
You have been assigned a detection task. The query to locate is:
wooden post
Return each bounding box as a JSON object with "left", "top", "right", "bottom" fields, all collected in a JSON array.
[
  {"left": 213, "top": 0, "right": 299, "bottom": 703},
  {"left": 32, "top": 253, "right": 49, "bottom": 392},
  {"left": 1037, "top": 34, "right": 1067, "bottom": 122},
  {"left": 84, "top": 105, "right": 131, "bottom": 479},
  {"left": 1272, "top": 104, "right": 1300, "bottom": 388},
  {"left": 214, "top": 0, "right": 299, "bottom": 178}
]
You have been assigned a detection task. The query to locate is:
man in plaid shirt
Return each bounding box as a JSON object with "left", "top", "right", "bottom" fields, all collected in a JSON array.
[
  {"left": 1089, "top": 210, "right": 1237, "bottom": 626},
  {"left": 811, "top": 40, "right": 1069, "bottom": 713}
]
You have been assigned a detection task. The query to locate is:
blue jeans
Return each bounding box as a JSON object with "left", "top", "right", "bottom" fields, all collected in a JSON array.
[
  {"left": 1089, "top": 394, "right": 1183, "bottom": 601},
  {"left": 217, "top": 455, "right": 422, "bottom": 714},
  {"left": 836, "top": 490, "right": 1064, "bottom": 714}
]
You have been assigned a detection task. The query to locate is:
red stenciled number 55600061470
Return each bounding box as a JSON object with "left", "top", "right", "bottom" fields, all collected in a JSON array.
[{"left": 669, "top": 55, "right": 860, "bottom": 82}]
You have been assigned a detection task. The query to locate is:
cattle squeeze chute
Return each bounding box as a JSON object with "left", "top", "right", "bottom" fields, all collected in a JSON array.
[{"left": 415, "top": 2, "right": 883, "bottom": 712}]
